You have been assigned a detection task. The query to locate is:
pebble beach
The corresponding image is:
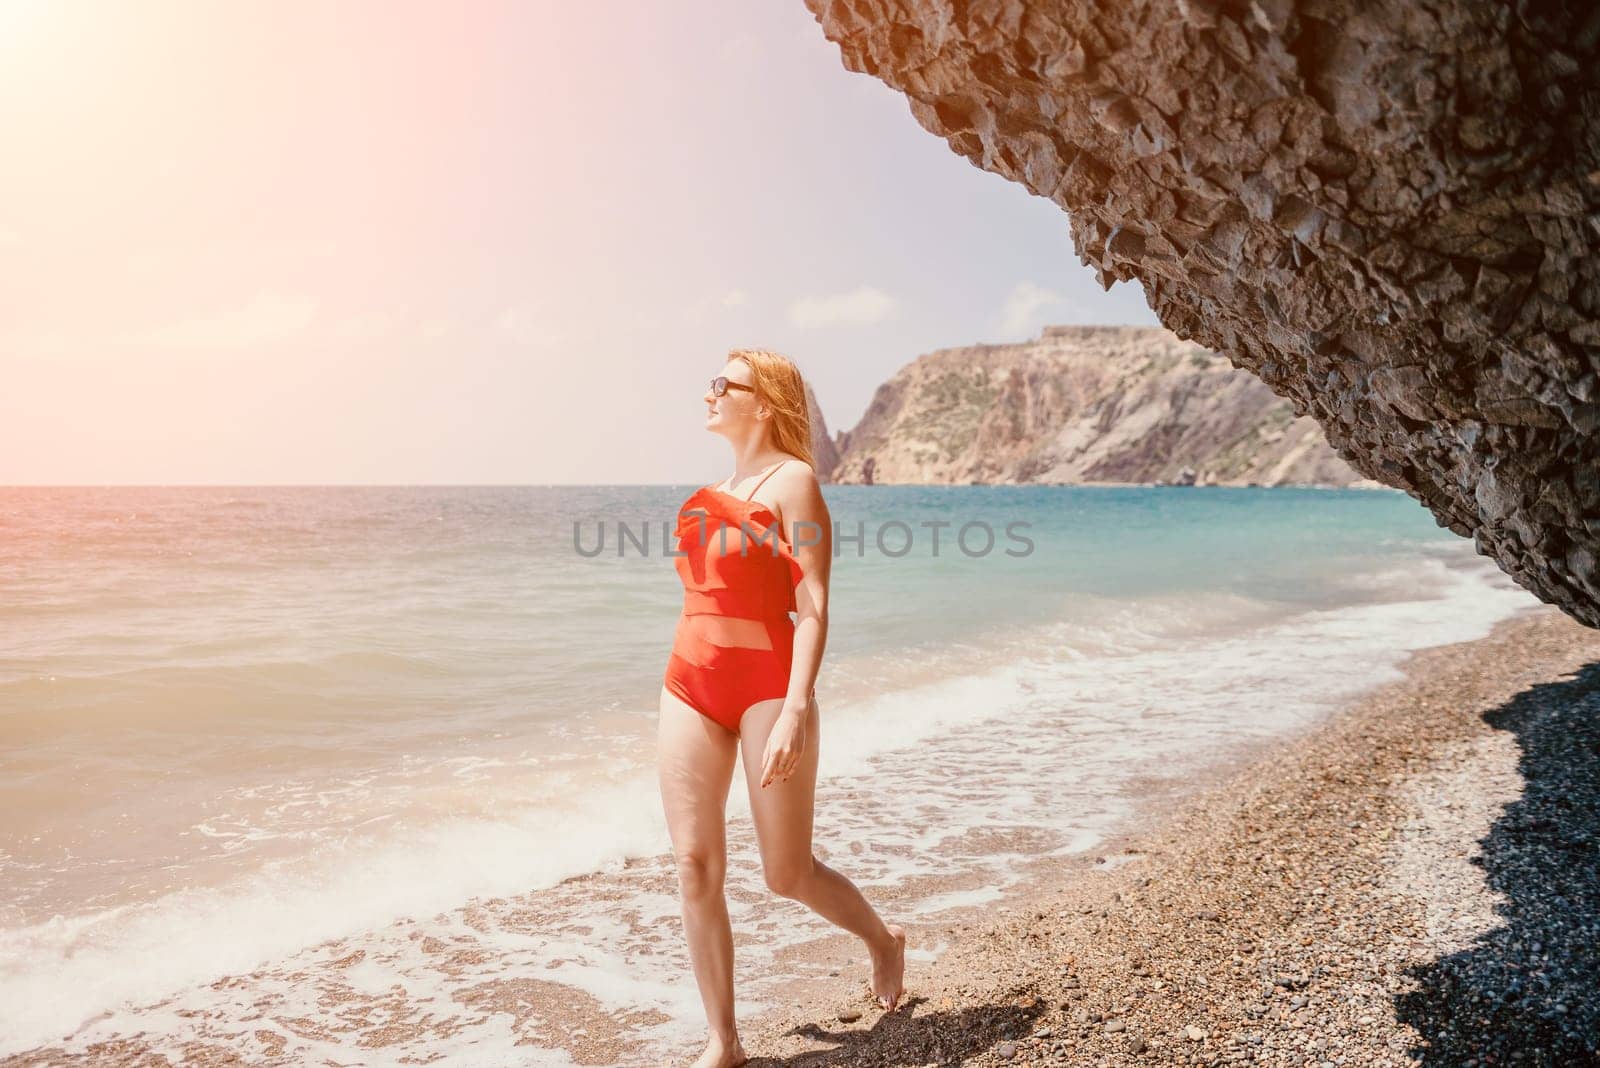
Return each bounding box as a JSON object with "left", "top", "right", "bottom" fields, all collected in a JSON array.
[{"left": 734, "top": 602, "right": 1600, "bottom": 1067}]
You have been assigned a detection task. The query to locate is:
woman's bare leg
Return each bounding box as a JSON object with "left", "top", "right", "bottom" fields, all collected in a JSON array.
[
  {"left": 738, "top": 693, "right": 906, "bottom": 1010},
  {"left": 657, "top": 687, "right": 748, "bottom": 1067}
]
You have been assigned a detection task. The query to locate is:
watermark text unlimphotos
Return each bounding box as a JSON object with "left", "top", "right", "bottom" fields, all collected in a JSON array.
[{"left": 574, "top": 513, "right": 1035, "bottom": 559}]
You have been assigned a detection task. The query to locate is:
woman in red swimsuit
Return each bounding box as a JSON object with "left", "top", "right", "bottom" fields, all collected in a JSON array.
[{"left": 658, "top": 348, "right": 905, "bottom": 1068}]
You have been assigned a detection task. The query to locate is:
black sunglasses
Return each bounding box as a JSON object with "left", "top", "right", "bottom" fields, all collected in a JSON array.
[{"left": 710, "top": 376, "right": 756, "bottom": 398}]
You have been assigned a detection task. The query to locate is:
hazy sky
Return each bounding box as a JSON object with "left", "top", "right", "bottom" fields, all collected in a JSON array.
[{"left": 1, "top": 1, "right": 1159, "bottom": 485}]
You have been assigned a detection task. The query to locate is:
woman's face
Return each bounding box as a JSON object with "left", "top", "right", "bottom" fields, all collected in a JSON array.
[{"left": 704, "top": 361, "right": 760, "bottom": 436}]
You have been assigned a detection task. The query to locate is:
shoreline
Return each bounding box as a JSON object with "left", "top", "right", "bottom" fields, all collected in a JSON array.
[
  {"left": 733, "top": 602, "right": 1600, "bottom": 1066},
  {"left": 6, "top": 594, "right": 1583, "bottom": 1066}
]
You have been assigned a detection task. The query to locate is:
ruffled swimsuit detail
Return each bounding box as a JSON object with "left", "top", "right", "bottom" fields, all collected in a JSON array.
[{"left": 663, "top": 460, "right": 809, "bottom": 734}]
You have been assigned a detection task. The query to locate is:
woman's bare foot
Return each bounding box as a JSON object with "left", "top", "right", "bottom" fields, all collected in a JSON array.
[
  {"left": 869, "top": 922, "right": 906, "bottom": 1011},
  {"left": 689, "top": 1033, "right": 747, "bottom": 1068}
]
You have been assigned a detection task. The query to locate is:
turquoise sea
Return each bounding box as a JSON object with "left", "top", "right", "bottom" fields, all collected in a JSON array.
[{"left": 0, "top": 484, "right": 1538, "bottom": 1063}]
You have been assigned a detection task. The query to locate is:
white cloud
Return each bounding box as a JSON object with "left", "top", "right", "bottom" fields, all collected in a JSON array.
[
  {"left": 998, "top": 281, "right": 1068, "bottom": 339},
  {"left": 495, "top": 302, "right": 570, "bottom": 346},
  {"left": 683, "top": 288, "right": 750, "bottom": 325},
  {"left": 12, "top": 331, "right": 69, "bottom": 358},
  {"left": 131, "top": 290, "right": 317, "bottom": 349},
  {"left": 126, "top": 250, "right": 169, "bottom": 278},
  {"left": 719, "top": 31, "right": 764, "bottom": 70},
  {"left": 332, "top": 312, "right": 394, "bottom": 343},
  {"left": 786, "top": 285, "right": 897, "bottom": 329}
]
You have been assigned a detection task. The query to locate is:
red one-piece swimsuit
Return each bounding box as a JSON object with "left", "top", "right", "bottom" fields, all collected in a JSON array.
[{"left": 663, "top": 459, "right": 810, "bottom": 734}]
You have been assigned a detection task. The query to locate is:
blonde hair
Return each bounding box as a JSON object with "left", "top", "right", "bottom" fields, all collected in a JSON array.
[{"left": 726, "top": 348, "right": 816, "bottom": 470}]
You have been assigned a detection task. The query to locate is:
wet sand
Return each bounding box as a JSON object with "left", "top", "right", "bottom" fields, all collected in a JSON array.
[{"left": 728, "top": 602, "right": 1600, "bottom": 1066}]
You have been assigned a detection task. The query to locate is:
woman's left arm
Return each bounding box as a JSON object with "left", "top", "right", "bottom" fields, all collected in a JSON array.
[
  {"left": 780, "top": 464, "right": 831, "bottom": 718},
  {"left": 760, "top": 462, "right": 831, "bottom": 789}
]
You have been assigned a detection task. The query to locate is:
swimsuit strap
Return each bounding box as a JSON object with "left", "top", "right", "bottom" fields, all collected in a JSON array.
[{"left": 741, "top": 458, "right": 790, "bottom": 501}]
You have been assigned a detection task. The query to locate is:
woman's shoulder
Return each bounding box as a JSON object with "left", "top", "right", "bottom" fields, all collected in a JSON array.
[
  {"left": 775, "top": 455, "right": 816, "bottom": 476},
  {"left": 768, "top": 458, "right": 828, "bottom": 516},
  {"left": 771, "top": 456, "right": 822, "bottom": 491}
]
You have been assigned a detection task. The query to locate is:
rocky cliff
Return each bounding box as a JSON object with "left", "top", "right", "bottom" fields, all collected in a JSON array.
[
  {"left": 828, "top": 325, "right": 1370, "bottom": 487},
  {"left": 801, "top": 0, "right": 1600, "bottom": 627},
  {"left": 804, "top": 380, "right": 841, "bottom": 476}
]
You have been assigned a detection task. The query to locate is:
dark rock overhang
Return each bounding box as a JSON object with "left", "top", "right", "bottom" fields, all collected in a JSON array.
[{"left": 802, "top": 0, "right": 1600, "bottom": 627}]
